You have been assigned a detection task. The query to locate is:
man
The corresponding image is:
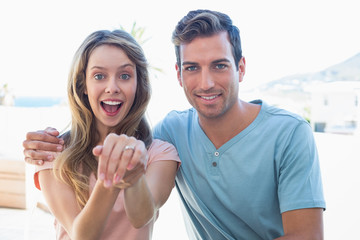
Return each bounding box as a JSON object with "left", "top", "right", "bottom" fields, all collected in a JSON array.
[{"left": 23, "top": 10, "right": 325, "bottom": 239}]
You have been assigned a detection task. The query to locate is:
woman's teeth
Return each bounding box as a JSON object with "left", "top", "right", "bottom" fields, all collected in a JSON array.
[{"left": 101, "top": 101, "right": 122, "bottom": 113}]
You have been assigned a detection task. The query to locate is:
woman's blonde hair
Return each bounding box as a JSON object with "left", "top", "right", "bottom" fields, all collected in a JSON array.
[{"left": 54, "top": 30, "right": 152, "bottom": 208}]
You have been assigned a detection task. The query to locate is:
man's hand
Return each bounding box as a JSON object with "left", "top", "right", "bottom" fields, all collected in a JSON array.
[{"left": 23, "top": 127, "right": 64, "bottom": 165}]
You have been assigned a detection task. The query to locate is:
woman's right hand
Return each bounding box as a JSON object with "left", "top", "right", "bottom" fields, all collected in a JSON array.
[{"left": 93, "top": 133, "right": 148, "bottom": 189}]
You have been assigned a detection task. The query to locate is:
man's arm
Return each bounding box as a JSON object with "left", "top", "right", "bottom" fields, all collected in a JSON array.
[
  {"left": 23, "top": 127, "right": 64, "bottom": 165},
  {"left": 275, "top": 208, "right": 324, "bottom": 240},
  {"left": 276, "top": 120, "right": 325, "bottom": 240}
]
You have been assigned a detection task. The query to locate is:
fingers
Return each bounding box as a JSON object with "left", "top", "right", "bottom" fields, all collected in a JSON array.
[
  {"left": 27, "top": 128, "right": 61, "bottom": 142},
  {"left": 23, "top": 130, "right": 64, "bottom": 152},
  {"left": 23, "top": 149, "right": 56, "bottom": 163},
  {"left": 97, "top": 133, "right": 118, "bottom": 185},
  {"left": 104, "top": 135, "right": 126, "bottom": 187},
  {"left": 92, "top": 145, "right": 103, "bottom": 157},
  {"left": 23, "top": 139, "right": 63, "bottom": 153},
  {"left": 127, "top": 141, "right": 146, "bottom": 171},
  {"left": 44, "top": 127, "right": 60, "bottom": 137},
  {"left": 23, "top": 150, "right": 60, "bottom": 166},
  {"left": 23, "top": 128, "right": 64, "bottom": 166},
  {"left": 115, "top": 138, "right": 137, "bottom": 182},
  {"left": 24, "top": 157, "right": 45, "bottom": 166},
  {"left": 96, "top": 133, "right": 147, "bottom": 188}
]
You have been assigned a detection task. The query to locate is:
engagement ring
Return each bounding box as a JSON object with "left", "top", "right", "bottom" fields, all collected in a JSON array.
[{"left": 124, "top": 145, "right": 135, "bottom": 151}]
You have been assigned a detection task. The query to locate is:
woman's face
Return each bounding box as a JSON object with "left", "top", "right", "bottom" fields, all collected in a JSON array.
[{"left": 85, "top": 44, "right": 137, "bottom": 138}]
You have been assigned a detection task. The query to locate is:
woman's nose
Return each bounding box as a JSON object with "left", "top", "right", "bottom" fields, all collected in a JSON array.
[{"left": 105, "top": 77, "right": 120, "bottom": 94}]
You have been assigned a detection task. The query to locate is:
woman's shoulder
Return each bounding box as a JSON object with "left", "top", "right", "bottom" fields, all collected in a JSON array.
[
  {"left": 149, "top": 139, "right": 176, "bottom": 152},
  {"left": 147, "top": 139, "right": 180, "bottom": 165}
]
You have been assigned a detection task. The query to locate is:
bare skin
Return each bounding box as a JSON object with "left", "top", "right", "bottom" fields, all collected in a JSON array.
[{"left": 23, "top": 127, "right": 64, "bottom": 165}]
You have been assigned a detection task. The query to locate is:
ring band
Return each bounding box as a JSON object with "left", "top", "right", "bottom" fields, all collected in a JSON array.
[{"left": 124, "top": 145, "right": 135, "bottom": 151}]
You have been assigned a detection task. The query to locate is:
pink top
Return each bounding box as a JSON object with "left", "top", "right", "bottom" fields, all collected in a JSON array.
[{"left": 34, "top": 139, "right": 180, "bottom": 240}]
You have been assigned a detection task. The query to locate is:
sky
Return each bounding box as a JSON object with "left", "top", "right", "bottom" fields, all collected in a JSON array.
[{"left": 1, "top": 0, "right": 360, "bottom": 120}]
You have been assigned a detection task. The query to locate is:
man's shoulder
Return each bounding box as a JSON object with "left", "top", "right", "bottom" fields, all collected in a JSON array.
[
  {"left": 260, "top": 100, "right": 307, "bottom": 124},
  {"left": 153, "top": 108, "right": 196, "bottom": 140},
  {"left": 161, "top": 108, "right": 196, "bottom": 124}
]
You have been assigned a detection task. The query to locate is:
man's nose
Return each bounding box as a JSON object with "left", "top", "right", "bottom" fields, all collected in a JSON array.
[{"left": 199, "top": 69, "right": 215, "bottom": 90}]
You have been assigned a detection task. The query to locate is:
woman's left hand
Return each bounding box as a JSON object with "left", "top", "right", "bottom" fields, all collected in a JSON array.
[{"left": 93, "top": 133, "right": 148, "bottom": 188}]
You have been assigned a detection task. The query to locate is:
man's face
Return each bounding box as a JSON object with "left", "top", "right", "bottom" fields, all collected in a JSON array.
[{"left": 176, "top": 31, "right": 245, "bottom": 120}]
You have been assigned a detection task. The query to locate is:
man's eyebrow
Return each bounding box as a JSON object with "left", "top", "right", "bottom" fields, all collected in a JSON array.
[
  {"left": 182, "top": 59, "right": 231, "bottom": 66},
  {"left": 182, "top": 61, "right": 198, "bottom": 66},
  {"left": 212, "top": 58, "right": 231, "bottom": 64}
]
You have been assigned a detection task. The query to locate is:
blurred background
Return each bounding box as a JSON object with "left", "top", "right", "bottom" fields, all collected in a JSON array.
[{"left": 1, "top": 0, "right": 359, "bottom": 239}]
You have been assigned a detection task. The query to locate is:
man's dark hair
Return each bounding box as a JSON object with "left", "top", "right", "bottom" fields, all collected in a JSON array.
[{"left": 172, "top": 9, "right": 242, "bottom": 70}]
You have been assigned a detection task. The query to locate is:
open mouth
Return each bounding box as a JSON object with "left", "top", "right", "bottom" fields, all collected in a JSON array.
[{"left": 101, "top": 100, "right": 122, "bottom": 114}]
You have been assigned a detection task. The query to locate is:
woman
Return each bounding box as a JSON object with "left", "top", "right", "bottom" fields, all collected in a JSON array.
[{"left": 34, "top": 30, "right": 180, "bottom": 239}]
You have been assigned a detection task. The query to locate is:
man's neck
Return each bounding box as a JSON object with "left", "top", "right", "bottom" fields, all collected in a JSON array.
[{"left": 198, "top": 100, "right": 261, "bottom": 149}]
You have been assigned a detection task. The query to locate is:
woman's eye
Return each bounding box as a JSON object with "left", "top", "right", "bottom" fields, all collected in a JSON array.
[
  {"left": 120, "top": 74, "right": 131, "bottom": 80},
  {"left": 94, "top": 74, "right": 105, "bottom": 80}
]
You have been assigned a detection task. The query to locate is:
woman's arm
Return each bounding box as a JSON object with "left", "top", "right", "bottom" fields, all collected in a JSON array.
[
  {"left": 94, "top": 134, "right": 179, "bottom": 229},
  {"left": 39, "top": 170, "right": 121, "bottom": 240},
  {"left": 123, "top": 160, "right": 178, "bottom": 228}
]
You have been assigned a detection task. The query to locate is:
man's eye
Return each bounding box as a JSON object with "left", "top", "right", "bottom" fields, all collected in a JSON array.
[
  {"left": 185, "top": 66, "right": 197, "bottom": 71},
  {"left": 94, "top": 74, "right": 105, "bottom": 80},
  {"left": 215, "top": 64, "right": 227, "bottom": 70},
  {"left": 120, "top": 74, "right": 131, "bottom": 80}
]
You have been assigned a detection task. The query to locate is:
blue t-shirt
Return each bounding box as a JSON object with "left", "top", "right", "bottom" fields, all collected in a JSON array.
[{"left": 153, "top": 100, "right": 326, "bottom": 240}]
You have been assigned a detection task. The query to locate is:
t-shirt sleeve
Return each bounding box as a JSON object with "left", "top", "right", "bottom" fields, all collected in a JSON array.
[
  {"left": 152, "top": 111, "right": 177, "bottom": 145},
  {"left": 34, "top": 161, "right": 54, "bottom": 190},
  {"left": 278, "top": 121, "right": 326, "bottom": 213},
  {"left": 147, "top": 139, "right": 181, "bottom": 168}
]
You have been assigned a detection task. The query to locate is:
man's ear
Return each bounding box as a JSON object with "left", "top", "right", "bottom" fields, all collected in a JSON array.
[
  {"left": 238, "top": 56, "right": 246, "bottom": 83},
  {"left": 175, "top": 63, "right": 183, "bottom": 87}
]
